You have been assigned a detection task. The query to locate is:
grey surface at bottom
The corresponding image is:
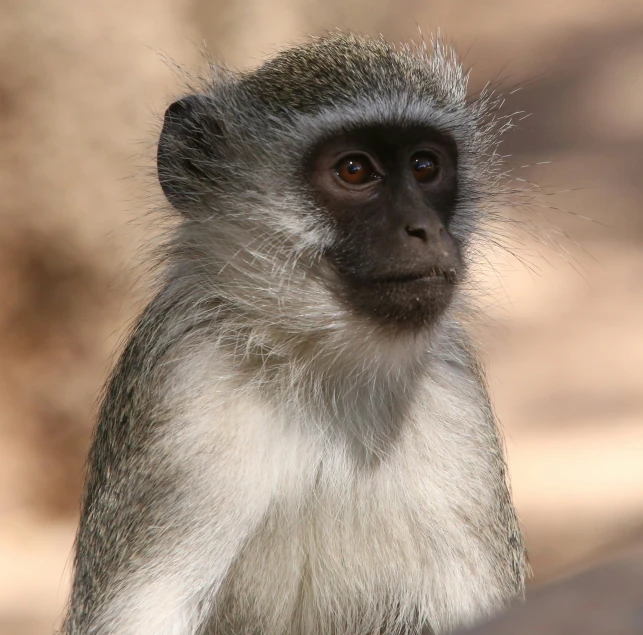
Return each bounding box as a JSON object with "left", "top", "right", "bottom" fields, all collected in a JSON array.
[{"left": 458, "top": 545, "right": 643, "bottom": 635}]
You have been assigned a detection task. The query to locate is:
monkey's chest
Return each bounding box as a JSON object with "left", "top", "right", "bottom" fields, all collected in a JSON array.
[{"left": 208, "top": 457, "right": 515, "bottom": 635}]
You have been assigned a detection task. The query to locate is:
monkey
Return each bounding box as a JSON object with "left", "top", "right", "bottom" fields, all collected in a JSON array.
[{"left": 62, "top": 32, "right": 527, "bottom": 635}]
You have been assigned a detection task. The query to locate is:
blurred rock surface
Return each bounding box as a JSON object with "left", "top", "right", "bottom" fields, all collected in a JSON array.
[{"left": 459, "top": 543, "right": 643, "bottom": 634}]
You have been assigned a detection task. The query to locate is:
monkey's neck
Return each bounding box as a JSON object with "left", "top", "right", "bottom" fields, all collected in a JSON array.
[
  {"left": 205, "top": 306, "right": 457, "bottom": 458},
  {"left": 156, "top": 280, "right": 468, "bottom": 456}
]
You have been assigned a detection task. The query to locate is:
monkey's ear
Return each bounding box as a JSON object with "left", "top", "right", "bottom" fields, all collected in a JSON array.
[{"left": 157, "top": 94, "right": 223, "bottom": 211}]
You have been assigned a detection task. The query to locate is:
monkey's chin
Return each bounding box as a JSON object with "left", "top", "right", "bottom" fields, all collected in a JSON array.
[{"left": 345, "top": 275, "right": 456, "bottom": 330}]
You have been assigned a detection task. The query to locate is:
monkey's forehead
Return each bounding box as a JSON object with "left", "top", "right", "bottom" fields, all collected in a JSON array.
[{"left": 238, "top": 33, "right": 468, "bottom": 115}]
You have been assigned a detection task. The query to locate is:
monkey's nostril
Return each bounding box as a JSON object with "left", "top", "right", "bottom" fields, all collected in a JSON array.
[{"left": 405, "top": 226, "right": 428, "bottom": 242}]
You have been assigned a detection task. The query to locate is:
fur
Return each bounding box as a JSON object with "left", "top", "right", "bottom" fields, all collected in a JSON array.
[{"left": 63, "top": 33, "right": 526, "bottom": 635}]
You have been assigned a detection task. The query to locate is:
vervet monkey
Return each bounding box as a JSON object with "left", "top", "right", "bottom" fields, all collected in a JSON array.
[{"left": 63, "top": 33, "right": 527, "bottom": 635}]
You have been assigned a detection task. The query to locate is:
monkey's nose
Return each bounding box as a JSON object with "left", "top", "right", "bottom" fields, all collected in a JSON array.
[
  {"left": 404, "top": 222, "right": 445, "bottom": 244},
  {"left": 405, "top": 225, "right": 429, "bottom": 242}
]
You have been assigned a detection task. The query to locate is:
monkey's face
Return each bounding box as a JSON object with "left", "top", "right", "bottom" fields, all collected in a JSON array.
[{"left": 307, "top": 125, "right": 463, "bottom": 329}]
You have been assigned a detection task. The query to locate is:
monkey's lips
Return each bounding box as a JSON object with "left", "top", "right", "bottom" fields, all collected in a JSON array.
[
  {"left": 336, "top": 265, "right": 459, "bottom": 326},
  {"left": 370, "top": 267, "right": 459, "bottom": 286}
]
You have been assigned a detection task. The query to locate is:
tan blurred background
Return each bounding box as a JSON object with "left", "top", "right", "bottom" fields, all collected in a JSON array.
[{"left": 1, "top": 1, "right": 642, "bottom": 634}]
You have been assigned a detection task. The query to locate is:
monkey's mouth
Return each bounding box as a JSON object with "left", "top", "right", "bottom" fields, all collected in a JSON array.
[
  {"left": 334, "top": 262, "right": 461, "bottom": 327},
  {"left": 371, "top": 268, "right": 458, "bottom": 286}
]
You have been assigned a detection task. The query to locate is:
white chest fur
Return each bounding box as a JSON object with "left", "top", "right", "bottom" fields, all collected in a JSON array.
[{"left": 192, "top": 359, "right": 520, "bottom": 635}]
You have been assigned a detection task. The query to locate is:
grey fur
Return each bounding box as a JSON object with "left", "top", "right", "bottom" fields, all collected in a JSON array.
[{"left": 62, "top": 33, "right": 526, "bottom": 635}]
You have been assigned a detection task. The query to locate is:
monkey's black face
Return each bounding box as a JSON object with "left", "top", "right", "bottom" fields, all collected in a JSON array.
[{"left": 307, "top": 125, "right": 463, "bottom": 329}]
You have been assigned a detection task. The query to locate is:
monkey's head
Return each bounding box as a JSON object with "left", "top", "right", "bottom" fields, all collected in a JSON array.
[{"left": 157, "top": 34, "right": 502, "bottom": 344}]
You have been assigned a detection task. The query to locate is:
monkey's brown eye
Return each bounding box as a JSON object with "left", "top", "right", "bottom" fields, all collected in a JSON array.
[
  {"left": 334, "top": 155, "right": 378, "bottom": 185},
  {"left": 411, "top": 153, "right": 440, "bottom": 183}
]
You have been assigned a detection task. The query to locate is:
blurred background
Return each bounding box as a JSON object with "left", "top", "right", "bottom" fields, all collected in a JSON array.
[{"left": 0, "top": 1, "right": 642, "bottom": 633}]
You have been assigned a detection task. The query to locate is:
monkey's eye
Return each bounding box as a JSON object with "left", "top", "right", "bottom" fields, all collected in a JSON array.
[
  {"left": 334, "top": 155, "right": 379, "bottom": 186},
  {"left": 411, "top": 152, "right": 440, "bottom": 183}
]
